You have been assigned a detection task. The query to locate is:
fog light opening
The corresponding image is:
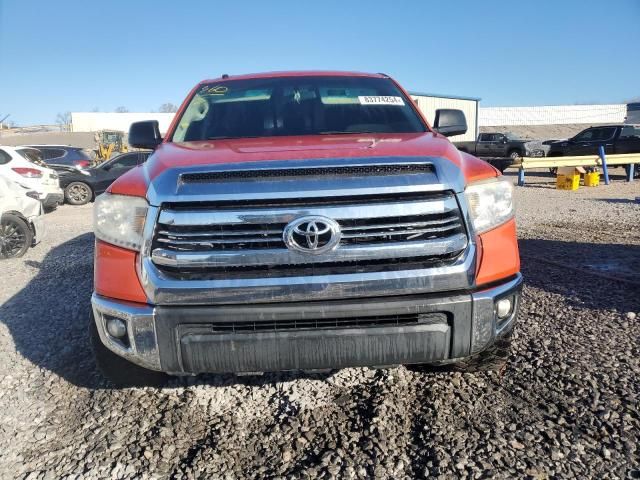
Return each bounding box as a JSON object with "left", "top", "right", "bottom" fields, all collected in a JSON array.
[
  {"left": 496, "top": 297, "right": 513, "bottom": 320},
  {"left": 106, "top": 317, "right": 128, "bottom": 338}
]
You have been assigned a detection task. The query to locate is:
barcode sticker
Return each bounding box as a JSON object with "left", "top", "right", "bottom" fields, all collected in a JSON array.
[{"left": 358, "top": 96, "right": 405, "bottom": 106}]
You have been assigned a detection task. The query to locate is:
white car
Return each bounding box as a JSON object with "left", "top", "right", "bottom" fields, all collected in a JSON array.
[
  {"left": 0, "top": 175, "right": 46, "bottom": 258},
  {"left": 0, "top": 145, "right": 64, "bottom": 210}
]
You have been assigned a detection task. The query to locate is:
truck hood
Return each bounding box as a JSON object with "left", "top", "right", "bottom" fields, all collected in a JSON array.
[
  {"left": 110, "top": 133, "right": 498, "bottom": 199},
  {"left": 146, "top": 133, "right": 458, "bottom": 178}
]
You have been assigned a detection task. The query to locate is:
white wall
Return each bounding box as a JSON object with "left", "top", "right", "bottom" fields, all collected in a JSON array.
[
  {"left": 71, "top": 112, "right": 176, "bottom": 134},
  {"left": 479, "top": 104, "right": 626, "bottom": 126},
  {"left": 411, "top": 95, "right": 478, "bottom": 142}
]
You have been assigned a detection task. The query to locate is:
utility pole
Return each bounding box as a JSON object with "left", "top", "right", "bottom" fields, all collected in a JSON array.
[{"left": 0, "top": 113, "right": 10, "bottom": 129}]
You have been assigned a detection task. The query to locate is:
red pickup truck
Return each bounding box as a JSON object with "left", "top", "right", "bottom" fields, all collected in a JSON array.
[{"left": 91, "top": 71, "right": 521, "bottom": 386}]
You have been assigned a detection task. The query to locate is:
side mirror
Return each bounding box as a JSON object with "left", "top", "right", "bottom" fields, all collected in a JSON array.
[
  {"left": 502, "top": 137, "right": 508, "bottom": 144},
  {"left": 433, "top": 109, "right": 467, "bottom": 137},
  {"left": 129, "top": 121, "right": 162, "bottom": 149}
]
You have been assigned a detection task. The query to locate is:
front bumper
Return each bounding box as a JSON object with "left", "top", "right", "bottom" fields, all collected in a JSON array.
[
  {"left": 28, "top": 213, "right": 46, "bottom": 245},
  {"left": 91, "top": 274, "right": 522, "bottom": 374}
]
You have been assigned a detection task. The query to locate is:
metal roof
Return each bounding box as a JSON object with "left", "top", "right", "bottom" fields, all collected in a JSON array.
[{"left": 409, "top": 91, "right": 481, "bottom": 102}]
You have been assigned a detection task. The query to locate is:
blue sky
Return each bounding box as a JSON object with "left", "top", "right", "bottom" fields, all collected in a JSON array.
[{"left": 0, "top": 0, "right": 638, "bottom": 125}]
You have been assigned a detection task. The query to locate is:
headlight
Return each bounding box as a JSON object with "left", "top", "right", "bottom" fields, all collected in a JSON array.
[
  {"left": 94, "top": 193, "right": 148, "bottom": 251},
  {"left": 464, "top": 179, "right": 514, "bottom": 234}
]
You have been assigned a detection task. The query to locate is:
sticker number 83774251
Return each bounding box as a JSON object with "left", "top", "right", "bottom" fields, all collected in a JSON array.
[{"left": 358, "top": 96, "right": 405, "bottom": 106}]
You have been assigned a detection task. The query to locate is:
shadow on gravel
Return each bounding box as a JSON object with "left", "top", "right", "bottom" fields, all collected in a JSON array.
[
  {"left": 519, "top": 238, "right": 640, "bottom": 311},
  {"left": 593, "top": 198, "right": 639, "bottom": 205},
  {"left": 0, "top": 232, "right": 102, "bottom": 388},
  {"left": 178, "top": 370, "right": 335, "bottom": 389},
  {"left": 0, "top": 232, "right": 334, "bottom": 389}
]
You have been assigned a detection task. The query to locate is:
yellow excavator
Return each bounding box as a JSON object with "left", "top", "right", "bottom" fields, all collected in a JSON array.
[{"left": 94, "top": 130, "right": 128, "bottom": 163}]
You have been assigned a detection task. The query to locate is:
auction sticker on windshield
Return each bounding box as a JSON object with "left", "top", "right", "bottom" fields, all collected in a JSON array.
[{"left": 358, "top": 96, "right": 405, "bottom": 106}]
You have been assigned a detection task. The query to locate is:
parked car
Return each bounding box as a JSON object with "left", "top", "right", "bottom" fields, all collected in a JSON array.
[
  {"left": 56, "top": 150, "right": 151, "bottom": 205},
  {"left": 0, "top": 146, "right": 64, "bottom": 211},
  {"left": 90, "top": 71, "right": 521, "bottom": 386},
  {"left": 0, "top": 175, "right": 45, "bottom": 258},
  {"left": 547, "top": 124, "right": 640, "bottom": 156},
  {"left": 547, "top": 124, "right": 640, "bottom": 177},
  {"left": 24, "top": 145, "right": 93, "bottom": 168},
  {"left": 454, "top": 132, "right": 545, "bottom": 172}
]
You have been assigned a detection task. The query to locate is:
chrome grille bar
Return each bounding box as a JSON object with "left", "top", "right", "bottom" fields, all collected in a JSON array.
[
  {"left": 157, "top": 198, "right": 457, "bottom": 226},
  {"left": 157, "top": 229, "right": 283, "bottom": 237},
  {"left": 156, "top": 236, "right": 281, "bottom": 245},
  {"left": 341, "top": 224, "right": 461, "bottom": 239},
  {"left": 341, "top": 217, "right": 458, "bottom": 231},
  {"left": 152, "top": 234, "right": 467, "bottom": 268}
]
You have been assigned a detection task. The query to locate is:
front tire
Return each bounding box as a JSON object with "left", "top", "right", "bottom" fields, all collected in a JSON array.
[
  {"left": 0, "top": 214, "right": 33, "bottom": 259},
  {"left": 625, "top": 164, "right": 640, "bottom": 179},
  {"left": 65, "top": 182, "right": 93, "bottom": 205},
  {"left": 89, "top": 313, "right": 168, "bottom": 388}
]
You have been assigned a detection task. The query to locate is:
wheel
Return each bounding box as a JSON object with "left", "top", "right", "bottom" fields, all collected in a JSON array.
[
  {"left": 0, "top": 214, "right": 33, "bottom": 259},
  {"left": 508, "top": 150, "right": 522, "bottom": 162},
  {"left": 492, "top": 159, "right": 510, "bottom": 174},
  {"left": 64, "top": 182, "right": 93, "bottom": 205},
  {"left": 547, "top": 151, "right": 561, "bottom": 174},
  {"left": 89, "top": 312, "right": 168, "bottom": 388},
  {"left": 625, "top": 164, "right": 640, "bottom": 179}
]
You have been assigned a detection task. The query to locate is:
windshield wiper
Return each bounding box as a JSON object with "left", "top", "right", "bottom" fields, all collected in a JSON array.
[
  {"left": 318, "top": 131, "right": 378, "bottom": 135},
  {"left": 207, "top": 135, "right": 263, "bottom": 140}
]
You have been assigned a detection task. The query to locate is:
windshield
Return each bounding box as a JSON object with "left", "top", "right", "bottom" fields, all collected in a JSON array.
[
  {"left": 171, "top": 76, "right": 426, "bottom": 142},
  {"left": 504, "top": 132, "right": 522, "bottom": 141}
]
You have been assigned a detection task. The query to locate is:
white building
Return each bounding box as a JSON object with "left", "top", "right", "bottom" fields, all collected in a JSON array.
[
  {"left": 478, "top": 104, "right": 626, "bottom": 126},
  {"left": 71, "top": 112, "right": 175, "bottom": 134},
  {"left": 410, "top": 92, "right": 480, "bottom": 142}
]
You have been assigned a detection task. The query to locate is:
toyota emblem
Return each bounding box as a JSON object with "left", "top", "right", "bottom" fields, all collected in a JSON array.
[{"left": 283, "top": 216, "right": 341, "bottom": 255}]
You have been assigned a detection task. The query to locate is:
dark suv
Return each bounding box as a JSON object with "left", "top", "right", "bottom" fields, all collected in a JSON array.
[
  {"left": 25, "top": 145, "right": 93, "bottom": 168},
  {"left": 547, "top": 125, "right": 640, "bottom": 177},
  {"left": 547, "top": 125, "right": 640, "bottom": 156}
]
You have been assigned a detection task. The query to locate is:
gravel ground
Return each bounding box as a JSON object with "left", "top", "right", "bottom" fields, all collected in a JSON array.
[{"left": 1, "top": 172, "right": 639, "bottom": 479}]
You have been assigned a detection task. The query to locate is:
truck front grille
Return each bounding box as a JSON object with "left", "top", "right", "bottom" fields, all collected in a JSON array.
[
  {"left": 155, "top": 211, "right": 463, "bottom": 252},
  {"left": 150, "top": 192, "right": 468, "bottom": 279}
]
